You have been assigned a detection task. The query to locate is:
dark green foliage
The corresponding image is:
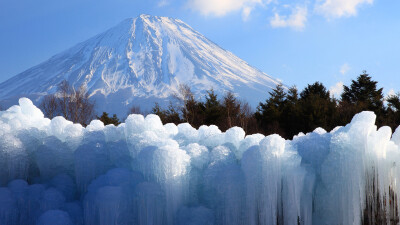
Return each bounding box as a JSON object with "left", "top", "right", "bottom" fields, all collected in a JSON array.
[
  {"left": 151, "top": 103, "right": 169, "bottom": 123},
  {"left": 256, "top": 82, "right": 337, "bottom": 138},
  {"left": 388, "top": 93, "right": 400, "bottom": 111},
  {"left": 255, "top": 84, "right": 286, "bottom": 136},
  {"left": 149, "top": 71, "right": 398, "bottom": 138},
  {"left": 341, "top": 71, "right": 384, "bottom": 111},
  {"left": 340, "top": 71, "right": 385, "bottom": 125},
  {"left": 255, "top": 71, "right": 397, "bottom": 139},
  {"left": 281, "top": 86, "right": 302, "bottom": 138},
  {"left": 385, "top": 93, "right": 400, "bottom": 129},
  {"left": 299, "top": 82, "right": 337, "bottom": 132},
  {"left": 165, "top": 103, "right": 181, "bottom": 124},
  {"left": 152, "top": 102, "right": 182, "bottom": 125},
  {"left": 300, "top": 82, "right": 330, "bottom": 100},
  {"left": 97, "top": 112, "right": 121, "bottom": 126},
  {"left": 203, "top": 89, "right": 224, "bottom": 126},
  {"left": 153, "top": 87, "right": 258, "bottom": 133}
]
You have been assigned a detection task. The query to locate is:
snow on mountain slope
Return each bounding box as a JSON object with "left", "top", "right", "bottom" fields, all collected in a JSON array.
[{"left": 0, "top": 14, "right": 282, "bottom": 116}]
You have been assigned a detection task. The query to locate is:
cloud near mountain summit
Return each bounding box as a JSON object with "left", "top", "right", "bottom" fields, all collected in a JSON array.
[{"left": 161, "top": 0, "right": 374, "bottom": 30}]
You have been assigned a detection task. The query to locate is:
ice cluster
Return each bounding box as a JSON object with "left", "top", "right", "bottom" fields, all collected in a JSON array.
[{"left": 1, "top": 98, "right": 400, "bottom": 225}]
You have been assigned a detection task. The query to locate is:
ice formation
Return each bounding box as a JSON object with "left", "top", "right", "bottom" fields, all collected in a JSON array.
[{"left": 1, "top": 98, "right": 400, "bottom": 225}]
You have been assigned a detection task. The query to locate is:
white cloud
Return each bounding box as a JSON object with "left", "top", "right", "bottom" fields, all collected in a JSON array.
[
  {"left": 329, "top": 81, "right": 344, "bottom": 98},
  {"left": 270, "top": 6, "right": 308, "bottom": 31},
  {"left": 164, "top": 0, "right": 373, "bottom": 25},
  {"left": 242, "top": 6, "right": 253, "bottom": 21},
  {"left": 158, "top": 0, "right": 169, "bottom": 7},
  {"left": 340, "top": 63, "right": 350, "bottom": 75},
  {"left": 187, "top": 0, "right": 263, "bottom": 17},
  {"left": 187, "top": 0, "right": 272, "bottom": 21},
  {"left": 315, "top": 0, "right": 373, "bottom": 19}
]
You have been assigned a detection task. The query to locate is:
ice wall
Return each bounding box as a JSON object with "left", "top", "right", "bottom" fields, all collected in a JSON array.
[{"left": 1, "top": 98, "right": 400, "bottom": 225}]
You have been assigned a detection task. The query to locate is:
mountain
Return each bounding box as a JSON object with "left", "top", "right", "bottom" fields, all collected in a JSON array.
[{"left": 0, "top": 14, "right": 282, "bottom": 116}]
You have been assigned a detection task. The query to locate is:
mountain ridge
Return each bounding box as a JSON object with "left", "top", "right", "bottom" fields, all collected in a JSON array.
[{"left": 0, "top": 14, "right": 282, "bottom": 116}]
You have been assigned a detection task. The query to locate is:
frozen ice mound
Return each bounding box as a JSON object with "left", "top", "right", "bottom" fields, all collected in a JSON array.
[{"left": 0, "top": 98, "right": 400, "bottom": 225}]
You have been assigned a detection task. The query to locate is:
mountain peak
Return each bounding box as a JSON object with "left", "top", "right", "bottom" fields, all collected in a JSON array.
[{"left": 0, "top": 15, "right": 281, "bottom": 116}]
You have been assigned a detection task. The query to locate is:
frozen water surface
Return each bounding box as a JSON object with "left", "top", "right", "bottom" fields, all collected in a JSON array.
[{"left": 0, "top": 98, "right": 400, "bottom": 224}]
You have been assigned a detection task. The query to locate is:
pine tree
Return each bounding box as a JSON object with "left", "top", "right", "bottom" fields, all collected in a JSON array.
[
  {"left": 388, "top": 93, "right": 400, "bottom": 111},
  {"left": 282, "top": 86, "right": 302, "bottom": 138},
  {"left": 151, "top": 103, "right": 167, "bottom": 122},
  {"left": 386, "top": 93, "right": 400, "bottom": 129},
  {"left": 97, "top": 112, "right": 121, "bottom": 126},
  {"left": 164, "top": 102, "right": 181, "bottom": 124},
  {"left": 340, "top": 71, "right": 385, "bottom": 125},
  {"left": 255, "top": 84, "right": 287, "bottom": 136},
  {"left": 151, "top": 102, "right": 182, "bottom": 125},
  {"left": 299, "top": 82, "right": 336, "bottom": 133},
  {"left": 341, "top": 71, "right": 384, "bottom": 112},
  {"left": 203, "top": 89, "right": 223, "bottom": 126}
]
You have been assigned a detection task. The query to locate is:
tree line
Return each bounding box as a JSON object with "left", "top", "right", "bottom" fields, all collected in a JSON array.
[
  {"left": 255, "top": 71, "right": 400, "bottom": 138},
  {"left": 148, "top": 71, "right": 400, "bottom": 139},
  {"left": 40, "top": 71, "right": 400, "bottom": 139},
  {"left": 149, "top": 84, "right": 257, "bottom": 133}
]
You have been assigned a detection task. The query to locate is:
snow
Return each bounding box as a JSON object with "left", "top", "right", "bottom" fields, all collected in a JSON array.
[
  {"left": 1, "top": 98, "right": 400, "bottom": 224},
  {"left": 0, "top": 14, "right": 282, "bottom": 117},
  {"left": 167, "top": 42, "right": 195, "bottom": 83}
]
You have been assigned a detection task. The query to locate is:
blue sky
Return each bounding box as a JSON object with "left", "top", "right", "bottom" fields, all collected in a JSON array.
[{"left": 0, "top": 0, "right": 399, "bottom": 97}]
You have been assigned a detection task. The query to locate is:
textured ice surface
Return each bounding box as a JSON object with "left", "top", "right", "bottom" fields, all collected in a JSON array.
[{"left": 1, "top": 98, "right": 400, "bottom": 225}]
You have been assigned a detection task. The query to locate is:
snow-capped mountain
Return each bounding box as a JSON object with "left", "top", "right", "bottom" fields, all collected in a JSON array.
[{"left": 0, "top": 14, "right": 282, "bottom": 116}]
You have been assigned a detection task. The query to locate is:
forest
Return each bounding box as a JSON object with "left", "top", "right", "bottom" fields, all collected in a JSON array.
[
  {"left": 144, "top": 71, "right": 400, "bottom": 139},
  {"left": 40, "top": 71, "right": 400, "bottom": 139}
]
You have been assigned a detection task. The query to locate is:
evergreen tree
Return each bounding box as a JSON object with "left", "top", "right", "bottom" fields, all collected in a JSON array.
[
  {"left": 282, "top": 86, "right": 302, "bottom": 138},
  {"left": 151, "top": 103, "right": 168, "bottom": 122},
  {"left": 340, "top": 71, "right": 385, "bottom": 125},
  {"left": 203, "top": 89, "right": 223, "bottom": 126},
  {"left": 164, "top": 102, "right": 181, "bottom": 124},
  {"left": 386, "top": 93, "right": 400, "bottom": 130},
  {"left": 299, "top": 82, "right": 336, "bottom": 133},
  {"left": 97, "top": 112, "right": 121, "bottom": 126},
  {"left": 255, "top": 84, "right": 286, "bottom": 136},
  {"left": 341, "top": 71, "right": 384, "bottom": 111},
  {"left": 388, "top": 93, "right": 400, "bottom": 111},
  {"left": 151, "top": 102, "right": 182, "bottom": 125},
  {"left": 300, "top": 82, "right": 331, "bottom": 100}
]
